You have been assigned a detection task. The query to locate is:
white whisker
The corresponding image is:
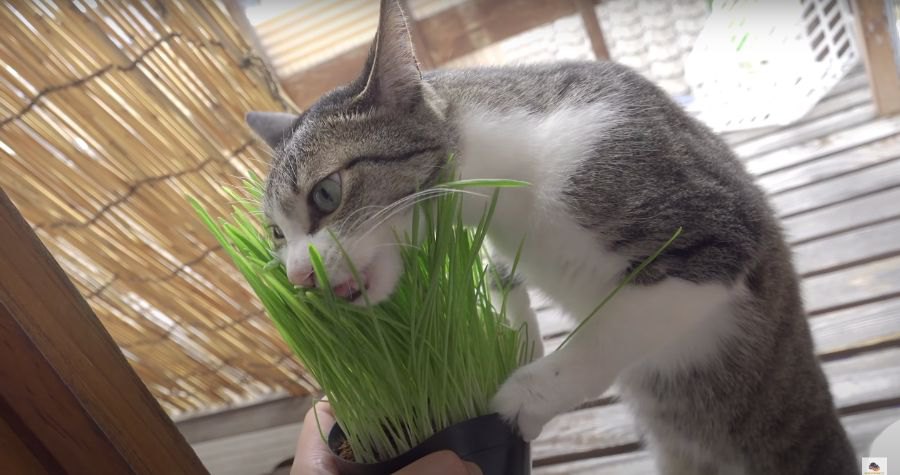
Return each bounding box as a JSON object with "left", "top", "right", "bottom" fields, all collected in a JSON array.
[{"left": 355, "top": 188, "right": 488, "bottom": 242}]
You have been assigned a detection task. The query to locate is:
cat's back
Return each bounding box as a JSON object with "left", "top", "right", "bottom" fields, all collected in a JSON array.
[
  {"left": 425, "top": 60, "right": 671, "bottom": 114},
  {"left": 426, "top": 61, "right": 736, "bottom": 177},
  {"left": 427, "top": 60, "right": 755, "bottom": 207}
]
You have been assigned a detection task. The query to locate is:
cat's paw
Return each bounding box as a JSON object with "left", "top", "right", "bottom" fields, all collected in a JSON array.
[{"left": 490, "top": 362, "right": 559, "bottom": 441}]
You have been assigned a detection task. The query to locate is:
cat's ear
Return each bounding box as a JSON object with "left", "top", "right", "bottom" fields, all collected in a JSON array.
[
  {"left": 355, "top": 0, "right": 423, "bottom": 107},
  {"left": 245, "top": 111, "right": 298, "bottom": 149}
]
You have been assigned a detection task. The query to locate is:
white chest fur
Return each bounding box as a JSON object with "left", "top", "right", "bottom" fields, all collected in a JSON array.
[{"left": 456, "top": 105, "right": 629, "bottom": 318}]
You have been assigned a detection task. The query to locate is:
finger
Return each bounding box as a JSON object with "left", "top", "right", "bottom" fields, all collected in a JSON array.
[
  {"left": 392, "top": 450, "right": 482, "bottom": 475},
  {"left": 291, "top": 401, "right": 338, "bottom": 475}
]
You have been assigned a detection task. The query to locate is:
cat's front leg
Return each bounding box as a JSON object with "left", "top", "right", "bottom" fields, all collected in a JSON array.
[
  {"left": 491, "top": 342, "right": 600, "bottom": 440},
  {"left": 491, "top": 278, "right": 733, "bottom": 440}
]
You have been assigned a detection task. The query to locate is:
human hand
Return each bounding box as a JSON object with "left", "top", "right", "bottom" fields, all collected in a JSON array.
[{"left": 291, "top": 401, "right": 482, "bottom": 475}]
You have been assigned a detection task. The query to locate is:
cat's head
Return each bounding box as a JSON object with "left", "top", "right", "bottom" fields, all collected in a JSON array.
[{"left": 246, "top": 0, "right": 449, "bottom": 303}]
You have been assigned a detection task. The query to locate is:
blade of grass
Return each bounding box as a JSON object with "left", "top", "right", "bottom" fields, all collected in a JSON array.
[{"left": 558, "top": 227, "right": 682, "bottom": 349}]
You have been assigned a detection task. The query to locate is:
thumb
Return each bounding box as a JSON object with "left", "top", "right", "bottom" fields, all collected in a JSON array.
[{"left": 392, "top": 450, "right": 482, "bottom": 475}]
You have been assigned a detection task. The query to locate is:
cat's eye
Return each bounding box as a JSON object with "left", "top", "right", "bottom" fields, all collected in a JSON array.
[
  {"left": 270, "top": 225, "right": 284, "bottom": 241},
  {"left": 311, "top": 173, "right": 342, "bottom": 214}
]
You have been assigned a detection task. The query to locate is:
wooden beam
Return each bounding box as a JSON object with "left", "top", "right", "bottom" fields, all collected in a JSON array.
[
  {"left": 0, "top": 187, "right": 208, "bottom": 474},
  {"left": 0, "top": 406, "right": 58, "bottom": 475},
  {"left": 281, "top": 0, "right": 594, "bottom": 108},
  {"left": 853, "top": 0, "right": 900, "bottom": 116},
  {"left": 575, "top": 0, "right": 610, "bottom": 60},
  {"left": 223, "top": 0, "right": 277, "bottom": 73},
  {"left": 418, "top": 0, "right": 581, "bottom": 64}
]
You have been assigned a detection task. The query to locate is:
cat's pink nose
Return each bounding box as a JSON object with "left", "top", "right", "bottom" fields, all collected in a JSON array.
[{"left": 288, "top": 267, "right": 315, "bottom": 288}]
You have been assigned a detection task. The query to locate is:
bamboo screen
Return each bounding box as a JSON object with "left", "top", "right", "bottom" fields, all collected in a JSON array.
[{"left": 0, "top": 1, "right": 319, "bottom": 417}]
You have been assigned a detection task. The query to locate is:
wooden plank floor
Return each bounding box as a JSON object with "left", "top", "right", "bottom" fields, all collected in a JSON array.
[{"left": 532, "top": 70, "right": 900, "bottom": 473}]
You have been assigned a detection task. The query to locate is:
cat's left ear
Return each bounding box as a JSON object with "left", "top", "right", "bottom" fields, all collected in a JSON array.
[
  {"left": 355, "top": 0, "right": 423, "bottom": 107},
  {"left": 245, "top": 111, "right": 298, "bottom": 149}
]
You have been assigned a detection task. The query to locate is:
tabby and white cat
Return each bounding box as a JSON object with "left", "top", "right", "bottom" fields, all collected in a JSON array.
[{"left": 246, "top": 1, "right": 856, "bottom": 473}]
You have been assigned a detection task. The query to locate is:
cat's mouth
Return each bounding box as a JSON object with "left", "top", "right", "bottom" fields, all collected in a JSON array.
[
  {"left": 330, "top": 269, "right": 371, "bottom": 303},
  {"left": 313, "top": 247, "right": 400, "bottom": 306}
]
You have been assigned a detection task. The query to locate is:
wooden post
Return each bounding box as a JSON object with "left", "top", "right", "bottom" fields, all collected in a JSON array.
[
  {"left": 223, "top": 0, "right": 277, "bottom": 73},
  {"left": 280, "top": 0, "right": 589, "bottom": 107},
  {"left": 853, "top": 0, "right": 900, "bottom": 116},
  {"left": 575, "top": 0, "right": 610, "bottom": 60},
  {"left": 0, "top": 187, "right": 208, "bottom": 475}
]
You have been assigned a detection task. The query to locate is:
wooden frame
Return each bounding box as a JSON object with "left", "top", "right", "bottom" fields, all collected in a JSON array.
[
  {"left": 279, "top": 0, "right": 603, "bottom": 108},
  {"left": 575, "top": 0, "right": 610, "bottom": 60},
  {"left": 853, "top": 0, "right": 900, "bottom": 116},
  {"left": 0, "top": 187, "right": 208, "bottom": 474},
  {"left": 223, "top": 0, "right": 278, "bottom": 74}
]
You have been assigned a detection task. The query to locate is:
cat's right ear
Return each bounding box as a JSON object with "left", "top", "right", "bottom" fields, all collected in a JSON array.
[
  {"left": 353, "top": 0, "right": 423, "bottom": 108},
  {"left": 245, "top": 111, "right": 298, "bottom": 149}
]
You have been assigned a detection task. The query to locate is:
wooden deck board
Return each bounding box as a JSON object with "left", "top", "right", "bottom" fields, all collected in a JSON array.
[
  {"left": 803, "top": 255, "right": 900, "bottom": 315},
  {"left": 781, "top": 187, "right": 900, "bottom": 244},
  {"left": 531, "top": 348, "right": 900, "bottom": 465},
  {"left": 756, "top": 134, "right": 900, "bottom": 195},
  {"left": 533, "top": 407, "right": 900, "bottom": 474},
  {"left": 771, "top": 158, "right": 900, "bottom": 218},
  {"left": 733, "top": 103, "right": 878, "bottom": 160},
  {"left": 812, "top": 298, "right": 900, "bottom": 359},
  {"left": 532, "top": 404, "right": 638, "bottom": 463},
  {"left": 825, "top": 348, "right": 900, "bottom": 411},
  {"left": 743, "top": 115, "right": 900, "bottom": 176},
  {"left": 793, "top": 218, "right": 900, "bottom": 277},
  {"left": 534, "top": 450, "right": 656, "bottom": 475}
]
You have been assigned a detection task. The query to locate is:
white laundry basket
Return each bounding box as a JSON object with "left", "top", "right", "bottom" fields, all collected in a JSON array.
[{"left": 685, "top": 0, "right": 861, "bottom": 131}]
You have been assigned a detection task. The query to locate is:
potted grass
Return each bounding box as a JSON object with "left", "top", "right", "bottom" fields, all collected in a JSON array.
[
  {"left": 191, "top": 173, "right": 679, "bottom": 474},
  {"left": 192, "top": 174, "right": 533, "bottom": 474}
]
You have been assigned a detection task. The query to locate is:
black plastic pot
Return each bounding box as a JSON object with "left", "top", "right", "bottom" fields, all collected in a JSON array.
[{"left": 327, "top": 413, "right": 531, "bottom": 475}]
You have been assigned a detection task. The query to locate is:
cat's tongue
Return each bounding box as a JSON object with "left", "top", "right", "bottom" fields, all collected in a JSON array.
[{"left": 332, "top": 277, "right": 366, "bottom": 301}]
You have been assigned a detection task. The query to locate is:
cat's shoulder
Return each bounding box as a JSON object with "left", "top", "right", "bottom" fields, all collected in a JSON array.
[
  {"left": 424, "top": 60, "right": 658, "bottom": 109},
  {"left": 425, "top": 60, "right": 636, "bottom": 83}
]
